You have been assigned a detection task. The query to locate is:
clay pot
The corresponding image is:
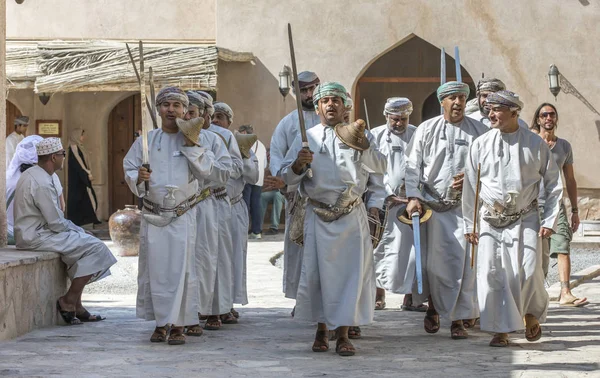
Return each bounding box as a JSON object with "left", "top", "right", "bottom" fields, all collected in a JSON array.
[{"left": 109, "top": 205, "right": 142, "bottom": 257}]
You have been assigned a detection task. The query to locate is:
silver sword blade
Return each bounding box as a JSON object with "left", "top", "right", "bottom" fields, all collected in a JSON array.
[{"left": 412, "top": 212, "right": 423, "bottom": 294}]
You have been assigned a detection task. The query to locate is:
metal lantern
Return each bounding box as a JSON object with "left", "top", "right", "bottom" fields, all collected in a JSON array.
[
  {"left": 548, "top": 64, "right": 561, "bottom": 98},
  {"left": 278, "top": 65, "right": 291, "bottom": 98},
  {"left": 38, "top": 93, "right": 50, "bottom": 105}
]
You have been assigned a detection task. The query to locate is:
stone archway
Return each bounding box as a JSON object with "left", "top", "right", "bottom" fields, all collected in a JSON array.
[
  {"left": 5, "top": 101, "right": 22, "bottom": 137},
  {"left": 354, "top": 35, "right": 476, "bottom": 127},
  {"left": 107, "top": 94, "right": 141, "bottom": 215}
]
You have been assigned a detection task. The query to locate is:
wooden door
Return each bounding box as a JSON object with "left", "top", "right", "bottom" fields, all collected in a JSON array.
[
  {"left": 6, "top": 101, "right": 23, "bottom": 137},
  {"left": 108, "top": 94, "right": 140, "bottom": 215}
]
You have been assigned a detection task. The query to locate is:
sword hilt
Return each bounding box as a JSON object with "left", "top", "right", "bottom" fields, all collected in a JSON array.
[{"left": 142, "top": 163, "right": 151, "bottom": 194}]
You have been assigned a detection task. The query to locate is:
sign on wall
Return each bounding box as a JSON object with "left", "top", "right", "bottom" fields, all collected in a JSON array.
[{"left": 36, "top": 120, "right": 62, "bottom": 137}]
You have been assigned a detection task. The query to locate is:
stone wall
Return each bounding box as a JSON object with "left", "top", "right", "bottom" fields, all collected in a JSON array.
[{"left": 0, "top": 250, "right": 67, "bottom": 341}]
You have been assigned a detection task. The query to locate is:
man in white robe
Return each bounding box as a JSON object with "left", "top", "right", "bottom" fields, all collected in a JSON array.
[
  {"left": 15, "top": 137, "right": 116, "bottom": 325},
  {"left": 124, "top": 86, "right": 217, "bottom": 345},
  {"left": 181, "top": 91, "right": 232, "bottom": 337},
  {"left": 6, "top": 116, "right": 28, "bottom": 169},
  {"left": 371, "top": 97, "right": 427, "bottom": 312},
  {"left": 196, "top": 101, "right": 244, "bottom": 329},
  {"left": 281, "top": 82, "right": 387, "bottom": 357},
  {"left": 213, "top": 102, "right": 260, "bottom": 322},
  {"left": 270, "top": 71, "right": 321, "bottom": 302},
  {"left": 463, "top": 90, "right": 562, "bottom": 346},
  {"left": 466, "top": 78, "right": 529, "bottom": 129},
  {"left": 405, "top": 81, "right": 488, "bottom": 339}
]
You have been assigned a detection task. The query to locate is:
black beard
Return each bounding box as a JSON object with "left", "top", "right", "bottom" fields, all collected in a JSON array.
[{"left": 301, "top": 99, "right": 314, "bottom": 110}]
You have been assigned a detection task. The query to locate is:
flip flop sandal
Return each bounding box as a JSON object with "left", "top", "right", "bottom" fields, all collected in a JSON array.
[
  {"left": 230, "top": 308, "right": 240, "bottom": 319},
  {"left": 424, "top": 310, "right": 440, "bottom": 334},
  {"left": 56, "top": 301, "right": 82, "bottom": 326},
  {"left": 220, "top": 313, "right": 238, "bottom": 324},
  {"left": 348, "top": 326, "right": 362, "bottom": 339},
  {"left": 335, "top": 339, "right": 356, "bottom": 357},
  {"left": 204, "top": 316, "right": 221, "bottom": 330},
  {"left": 450, "top": 323, "right": 468, "bottom": 340},
  {"left": 489, "top": 334, "right": 509, "bottom": 347},
  {"left": 559, "top": 297, "right": 589, "bottom": 307},
  {"left": 168, "top": 327, "right": 186, "bottom": 345},
  {"left": 312, "top": 330, "right": 330, "bottom": 352},
  {"left": 150, "top": 326, "right": 168, "bottom": 342},
  {"left": 185, "top": 324, "right": 203, "bottom": 337},
  {"left": 76, "top": 310, "right": 105, "bottom": 322}
]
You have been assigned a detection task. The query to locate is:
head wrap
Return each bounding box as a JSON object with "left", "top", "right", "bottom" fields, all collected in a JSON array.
[
  {"left": 476, "top": 78, "right": 506, "bottom": 95},
  {"left": 214, "top": 102, "right": 234, "bottom": 122},
  {"left": 36, "top": 137, "right": 63, "bottom": 156},
  {"left": 6, "top": 135, "right": 44, "bottom": 235},
  {"left": 436, "top": 81, "right": 470, "bottom": 102},
  {"left": 68, "top": 128, "right": 92, "bottom": 172},
  {"left": 345, "top": 92, "right": 353, "bottom": 111},
  {"left": 186, "top": 91, "right": 206, "bottom": 112},
  {"left": 293, "top": 71, "right": 320, "bottom": 89},
  {"left": 156, "top": 86, "right": 189, "bottom": 108},
  {"left": 486, "top": 90, "right": 524, "bottom": 111},
  {"left": 196, "top": 91, "right": 214, "bottom": 116},
  {"left": 313, "top": 82, "right": 349, "bottom": 109},
  {"left": 14, "top": 116, "right": 29, "bottom": 126},
  {"left": 383, "top": 97, "right": 413, "bottom": 116},
  {"left": 238, "top": 124, "right": 254, "bottom": 133}
]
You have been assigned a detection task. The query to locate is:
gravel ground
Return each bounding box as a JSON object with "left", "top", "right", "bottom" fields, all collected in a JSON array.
[{"left": 546, "top": 247, "right": 599, "bottom": 287}]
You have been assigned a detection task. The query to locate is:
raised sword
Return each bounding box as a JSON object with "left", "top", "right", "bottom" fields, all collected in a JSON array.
[{"left": 287, "top": 23, "right": 312, "bottom": 178}]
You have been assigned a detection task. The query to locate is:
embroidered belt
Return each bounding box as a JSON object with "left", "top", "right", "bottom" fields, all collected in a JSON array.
[
  {"left": 230, "top": 193, "right": 244, "bottom": 205},
  {"left": 308, "top": 197, "right": 362, "bottom": 222},
  {"left": 209, "top": 187, "right": 228, "bottom": 200},
  {"left": 421, "top": 182, "right": 461, "bottom": 213},
  {"left": 143, "top": 189, "right": 210, "bottom": 218},
  {"left": 482, "top": 199, "right": 538, "bottom": 228}
]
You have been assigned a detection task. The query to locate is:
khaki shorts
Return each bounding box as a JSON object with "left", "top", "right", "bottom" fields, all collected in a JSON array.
[{"left": 548, "top": 203, "right": 573, "bottom": 258}]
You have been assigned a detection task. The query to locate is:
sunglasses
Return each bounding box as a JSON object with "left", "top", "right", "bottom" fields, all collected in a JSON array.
[
  {"left": 539, "top": 112, "right": 557, "bottom": 118},
  {"left": 54, "top": 151, "right": 66, "bottom": 157}
]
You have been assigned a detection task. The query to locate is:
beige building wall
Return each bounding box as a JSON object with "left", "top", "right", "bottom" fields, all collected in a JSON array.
[
  {"left": 216, "top": 0, "right": 600, "bottom": 190},
  {"left": 6, "top": 0, "right": 215, "bottom": 41}
]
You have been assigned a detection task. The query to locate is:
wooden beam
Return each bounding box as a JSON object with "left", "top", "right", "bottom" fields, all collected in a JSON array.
[{"left": 359, "top": 77, "right": 474, "bottom": 83}]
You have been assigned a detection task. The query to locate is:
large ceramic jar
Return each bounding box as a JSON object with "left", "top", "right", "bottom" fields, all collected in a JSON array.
[{"left": 108, "top": 205, "right": 142, "bottom": 257}]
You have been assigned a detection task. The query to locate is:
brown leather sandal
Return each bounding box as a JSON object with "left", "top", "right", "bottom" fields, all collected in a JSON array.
[
  {"left": 348, "top": 326, "right": 362, "bottom": 339},
  {"left": 220, "top": 312, "right": 238, "bottom": 324},
  {"left": 450, "top": 322, "right": 468, "bottom": 340},
  {"left": 312, "top": 330, "right": 329, "bottom": 352},
  {"left": 424, "top": 310, "right": 440, "bottom": 334},
  {"left": 489, "top": 333, "right": 509, "bottom": 347},
  {"left": 150, "top": 326, "right": 168, "bottom": 342},
  {"left": 335, "top": 338, "right": 356, "bottom": 357},
  {"left": 204, "top": 316, "right": 221, "bottom": 330},
  {"left": 525, "top": 314, "right": 542, "bottom": 342},
  {"left": 185, "top": 324, "right": 203, "bottom": 337},
  {"left": 168, "top": 326, "right": 186, "bottom": 345}
]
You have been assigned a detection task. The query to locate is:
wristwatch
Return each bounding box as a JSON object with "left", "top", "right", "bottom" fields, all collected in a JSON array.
[{"left": 571, "top": 207, "right": 579, "bottom": 214}]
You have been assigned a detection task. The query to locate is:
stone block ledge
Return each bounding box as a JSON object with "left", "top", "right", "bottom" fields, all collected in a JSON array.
[{"left": 0, "top": 247, "right": 67, "bottom": 341}]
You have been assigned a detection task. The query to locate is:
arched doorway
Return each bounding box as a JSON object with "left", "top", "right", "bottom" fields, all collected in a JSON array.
[
  {"left": 355, "top": 35, "right": 476, "bottom": 126},
  {"left": 108, "top": 94, "right": 141, "bottom": 215},
  {"left": 5, "top": 101, "right": 23, "bottom": 137}
]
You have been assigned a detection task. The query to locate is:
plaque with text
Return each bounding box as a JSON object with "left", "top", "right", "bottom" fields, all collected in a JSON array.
[{"left": 36, "top": 120, "right": 62, "bottom": 137}]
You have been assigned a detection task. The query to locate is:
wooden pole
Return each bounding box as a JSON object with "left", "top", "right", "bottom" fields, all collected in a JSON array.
[{"left": 471, "top": 163, "right": 482, "bottom": 269}]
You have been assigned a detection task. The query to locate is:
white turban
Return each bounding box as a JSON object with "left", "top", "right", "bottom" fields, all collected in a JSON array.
[{"left": 293, "top": 71, "right": 320, "bottom": 89}]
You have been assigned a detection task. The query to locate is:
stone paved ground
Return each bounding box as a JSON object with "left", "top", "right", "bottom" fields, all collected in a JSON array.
[{"left": 1, "top": 235, "right": 599, "bottom": 377}]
